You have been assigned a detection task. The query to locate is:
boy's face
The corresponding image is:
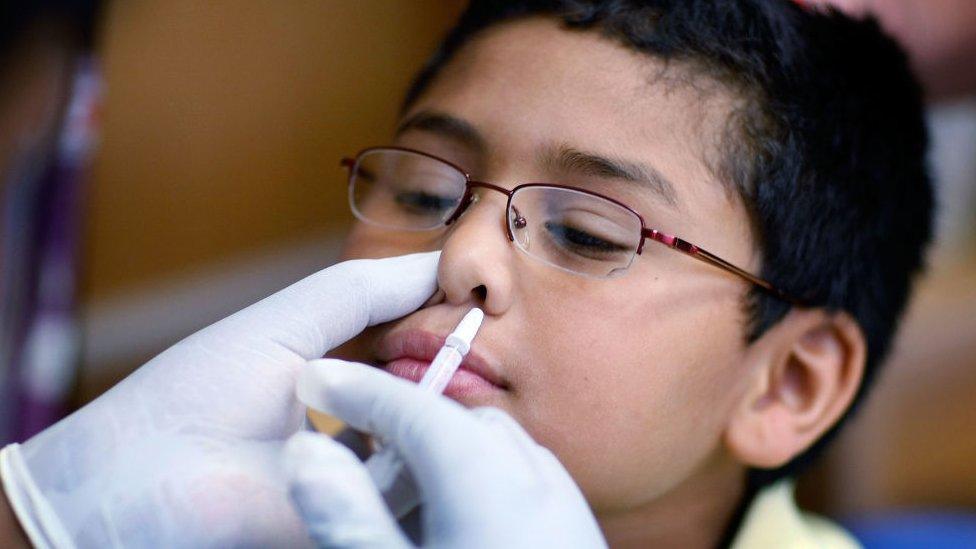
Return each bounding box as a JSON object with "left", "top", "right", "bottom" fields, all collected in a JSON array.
[{"left": 331, "top": 18, "right": 761, "bottom": 513}]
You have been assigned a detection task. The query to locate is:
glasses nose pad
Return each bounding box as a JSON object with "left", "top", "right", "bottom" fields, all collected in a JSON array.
[{"left": 509, "top": 206, "right": 529, "bottom": 249}]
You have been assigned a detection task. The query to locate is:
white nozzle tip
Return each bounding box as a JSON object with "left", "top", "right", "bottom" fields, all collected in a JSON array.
[{"left": 446, "top": 307, "right": 484, "bottom": 355}]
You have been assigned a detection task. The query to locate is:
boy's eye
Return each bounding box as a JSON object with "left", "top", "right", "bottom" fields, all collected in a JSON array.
[
  {"left": 394, "top": 191, "right": 457, "bottom": 215},
  {"left": 543, "top": 221, "right": 630, "bottom": 257}
]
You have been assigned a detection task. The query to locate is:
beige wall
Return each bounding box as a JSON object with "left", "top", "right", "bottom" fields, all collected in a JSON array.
[{"left": 83, "top": 1, "right": 462, "bottom": 301}]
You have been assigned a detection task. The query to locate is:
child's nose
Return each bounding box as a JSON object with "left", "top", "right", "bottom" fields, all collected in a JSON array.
[{"left": 436, "top": 192, "right": 516, "bottom": 316}]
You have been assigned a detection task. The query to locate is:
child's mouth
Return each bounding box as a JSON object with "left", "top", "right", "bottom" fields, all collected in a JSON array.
[
  {"left": 376, "top": 328, "right": 509, "bottom": 401},
  {"left": 382, "top": 357, "right": 505, "bottom": 399}
]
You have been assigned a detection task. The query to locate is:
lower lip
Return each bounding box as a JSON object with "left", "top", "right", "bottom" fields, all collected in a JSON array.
[{"left": 382, "top": 357, "right": 504, "bottom": 399}]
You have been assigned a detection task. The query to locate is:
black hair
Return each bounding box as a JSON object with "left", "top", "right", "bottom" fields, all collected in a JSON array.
[
  {"left": 1, "top": 0, "right": 101, "bottom": 68},
  {"left": 403, "top": 0, "right": 933, "bottom": 488}
]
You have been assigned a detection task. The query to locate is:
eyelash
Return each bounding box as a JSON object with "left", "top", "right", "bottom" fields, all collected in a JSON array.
[{"left": 544, "top": 222, "right": 628, "bottom": 254}]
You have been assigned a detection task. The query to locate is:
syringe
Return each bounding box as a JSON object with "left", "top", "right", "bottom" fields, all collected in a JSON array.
[{"left": 366, "top": 307, "right": 485, "bottom": 517}]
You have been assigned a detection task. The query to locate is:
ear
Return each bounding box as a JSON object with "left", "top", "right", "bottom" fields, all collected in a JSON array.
[{"left": 724, "top": 309, "right": 866, "bottom": 469}]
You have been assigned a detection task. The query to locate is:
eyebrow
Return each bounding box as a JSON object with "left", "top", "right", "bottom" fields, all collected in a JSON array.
[
  {"left": 396, "top": 110, "right": 487, "bottom": 153},
  {"left": 544, "top": 146, "right": 679, "bottom": 207},
  {"left": 395, "top": 110, "right": 679, "bottom": 207}
]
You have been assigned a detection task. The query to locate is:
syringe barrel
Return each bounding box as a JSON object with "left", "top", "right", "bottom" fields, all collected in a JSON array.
[
  {"left": 363, "top": 307, "right": 484, "bottom": 518},
  {"left": 417, "top": 345, "right": 463, "bottom": 394},
  {"left": 369, "top": 344, "right": 460, "bottom": 496}
]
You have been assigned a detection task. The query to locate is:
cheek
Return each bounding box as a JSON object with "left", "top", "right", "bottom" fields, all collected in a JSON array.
[{"left": 511, "top": 285, "right": 748, "bottom": 512}]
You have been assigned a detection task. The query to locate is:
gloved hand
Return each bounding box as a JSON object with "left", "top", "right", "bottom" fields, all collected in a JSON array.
[
  {"left": 0, "top": 252, "right": 439, "bottom": 548},
  {"left": 284, "top": 359, "right": 608, "bottom": 549}
]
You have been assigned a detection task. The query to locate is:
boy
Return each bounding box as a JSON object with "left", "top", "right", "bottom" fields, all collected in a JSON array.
[{"left": 304, "top": 0, "right": 933, "bottom": 546}]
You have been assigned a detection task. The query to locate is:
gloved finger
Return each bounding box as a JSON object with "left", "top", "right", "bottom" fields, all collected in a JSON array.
[
  {"left": 186, "top": 251, "right": 440, "bottom": 363},
  {"left": 296, "top": 361, "right": 601, "bottom": 539},
  {"left": 297, "top": 359, "right": 489, "bottom": 489},
  {"left": 284, "top": 432, "right": 412, "bottom": 549}
]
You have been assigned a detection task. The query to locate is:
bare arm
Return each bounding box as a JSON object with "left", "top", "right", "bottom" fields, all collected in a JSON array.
[{"left": 0, "top": 484, "right": 30, "bottom": 548}]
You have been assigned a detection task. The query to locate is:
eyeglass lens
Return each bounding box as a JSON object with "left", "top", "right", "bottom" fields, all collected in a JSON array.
[{"left": 349, "top": 149, "right": 642, "bottom": 277}]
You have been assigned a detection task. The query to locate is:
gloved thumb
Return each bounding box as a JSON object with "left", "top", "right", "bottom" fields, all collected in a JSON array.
[{"left": 284, "top": 432, "right": 412, "bottom": 549}]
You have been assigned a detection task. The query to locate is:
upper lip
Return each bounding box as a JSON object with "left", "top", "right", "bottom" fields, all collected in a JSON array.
[{"left": 376, "top": 328, "right": 508, "bottom": 389}]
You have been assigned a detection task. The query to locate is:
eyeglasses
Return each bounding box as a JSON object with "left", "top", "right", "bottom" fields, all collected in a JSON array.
[{"left": 341, "top": 146, "right": 800, "bottom": 304}]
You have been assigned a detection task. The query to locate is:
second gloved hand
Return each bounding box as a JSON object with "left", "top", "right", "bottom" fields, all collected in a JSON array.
[{"left": 284, "top": 359, "right": 608, "bottom": 549}]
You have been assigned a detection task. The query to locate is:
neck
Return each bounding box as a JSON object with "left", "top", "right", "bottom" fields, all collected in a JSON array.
[{"left": 597, "top": 457, "right": 747, "bottom": 549}]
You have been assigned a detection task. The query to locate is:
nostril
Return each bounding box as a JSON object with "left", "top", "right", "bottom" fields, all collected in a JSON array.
[{"left": 472, "top": 285, "right": 488, "bottom": 302}]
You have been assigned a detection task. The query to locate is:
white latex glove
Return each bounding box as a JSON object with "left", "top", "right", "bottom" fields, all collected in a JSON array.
[
  {"left": 0, "top": 252, "right": 439, "bottom": 548},
  {"left": 284, "top": 359, "right": 608, "bottom": 549}
]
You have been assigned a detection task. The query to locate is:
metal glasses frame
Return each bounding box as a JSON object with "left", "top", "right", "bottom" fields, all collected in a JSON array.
[{"left": 341, "top": 146, "right": 801, "bottom": 305}]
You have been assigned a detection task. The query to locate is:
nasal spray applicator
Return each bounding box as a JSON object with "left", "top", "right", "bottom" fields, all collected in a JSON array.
[{"left": 366, "top": 307, "right": 485, "bottom": 518}]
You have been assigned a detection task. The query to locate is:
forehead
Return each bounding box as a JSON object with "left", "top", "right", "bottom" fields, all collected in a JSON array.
[{"left": 405, "top": 17, "right": 744, "bottom": 227}]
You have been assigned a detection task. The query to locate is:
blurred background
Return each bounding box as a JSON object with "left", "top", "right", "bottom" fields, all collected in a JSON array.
[
  {"left": 1, "top": 0, "right": 974, "bottom": 540},
  {"left": 78, "top": 0, "right": 466, "bottom": 394}
]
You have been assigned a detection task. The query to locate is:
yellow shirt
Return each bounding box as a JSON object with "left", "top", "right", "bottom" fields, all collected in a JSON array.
[{"left": 732, "top": 480, "right": 861, "bottom": 549}]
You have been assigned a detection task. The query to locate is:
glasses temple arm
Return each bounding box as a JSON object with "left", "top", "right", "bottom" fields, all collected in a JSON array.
[{"left": 645, "top": 230, "right": 803, "bottom": 306}]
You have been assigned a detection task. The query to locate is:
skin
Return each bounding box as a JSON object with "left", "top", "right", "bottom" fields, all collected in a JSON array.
[
  {"left": 323, "top": 18, "right": 867, "bottom": 548},
  {"left": 0, "top": 485, "right": 30, "bottom": 548}
]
